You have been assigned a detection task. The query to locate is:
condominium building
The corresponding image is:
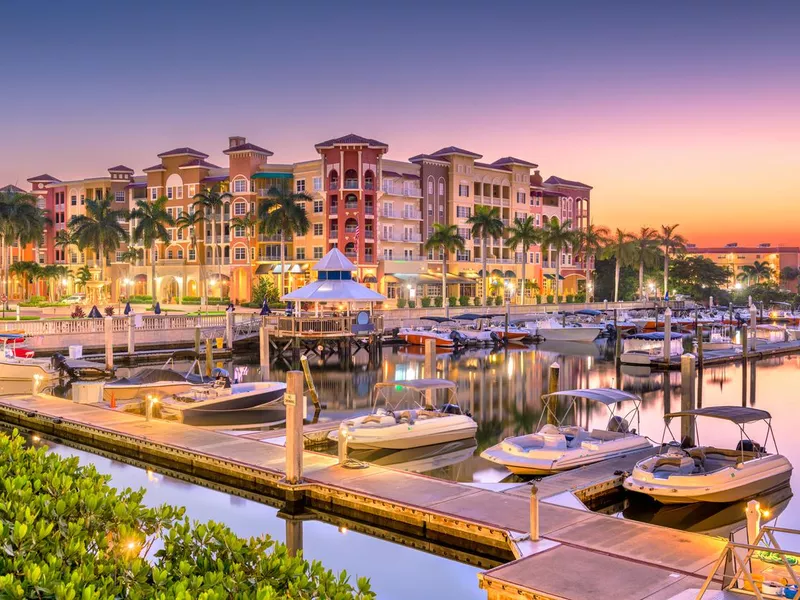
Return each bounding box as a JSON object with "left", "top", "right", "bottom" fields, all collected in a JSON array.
[
  {"left": 4, "top": 133, "right": 592, "bottom": 305},
  {"left": 685, "top": 242, "right": 800, "bottom": 288}
]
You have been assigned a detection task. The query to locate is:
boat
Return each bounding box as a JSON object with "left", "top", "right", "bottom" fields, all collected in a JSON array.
[
  {"left": 481, "top": 388, "right": 652, "bottom": 475},
  {"left": 523, "top": 318, "right": 603, "bottom": 342},
  {"left": 347, "top": 439, "right": 477, "bottom": 473},
  {"left": 623, "top": 406, "right": 793, "bottom": 504},
  {"left": 620, "top": 332, "right": 685, "bottom": 365},
  {"left": 398, "top": 318, "right": 456, "bottom": 348},
  {"left": 0, "top": 333, "right": 62, "bottom": 381},
  {"left": 698, "top": 325, "right": 739, "bottom": 351},
  {"left": 159, "top": 374, "right": 287, "bottom": 425},
  {"left": 329, "top": 379, "right": 477, "bottom": 450},
  {"left": 103, "top": 351, "right": 212, "bottom": 401},
  {"left": 487, "top": 324, "right": 529, "bottom": 343},
  {"left": 451, "top": 314, "right": 495, "bottom": 345},
  {"left": 754, "top": 324, "right": 786, "bottom": 343}
]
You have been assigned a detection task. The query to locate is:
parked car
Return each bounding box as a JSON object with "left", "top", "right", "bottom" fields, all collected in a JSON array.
[{"left": 61, "top": 294, "right": 86, "bottom": 305}]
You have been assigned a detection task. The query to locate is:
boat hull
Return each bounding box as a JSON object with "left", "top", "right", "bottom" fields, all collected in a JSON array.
[
  {"left": 0, "top": 358, "right": 59, "bottom": 381},
  {"left": 331, "top": 415, "right": 477, "bottom": 450},
  {"left": 161, "top": 382, "right": 288, "bottom": 425},
  {"left": 533, "top": 327, "right": 602, "bottom": 342},
  {"left": 103, "top": 381, "right": 197, "bottom": 401},
  {"left": 398, "top": 332, "right": 454, "bottom": 348}
]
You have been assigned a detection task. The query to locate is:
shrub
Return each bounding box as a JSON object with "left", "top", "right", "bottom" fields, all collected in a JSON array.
[
  {"left": 127, "top": 295, "right": 153, "bottom": 304},
  {"left": 576, "top": 291, "right": 587, "bottom": 302},
  {"left": 408, "top": 300, "right": 416, "bottom": 309},
  {"left": 421, "top": 296, "right": 431, "bottom": 308},
  {"left": 459, "top": 295, "right": 470, "bottom": 307},
  {"left": 0, "top": 429, "right": 374, "bottom": 599},
  {"left": 251, "top": 276, "right": 281, "bottom": 306},
  {"left": 181, "top": 296, "right": 230, "bottom": 305},
  {"left": 535, "top": 295, "right": 542, "bottom": 304},
  {"left": 474, "top": 296, "right": 482, "bottom": 306},
  {"left": 396, "top": 297, "right": 407, "bottom": 309},
  {"left": 70, "top": 306, "right": 85, "bottom": 319},
  {"left": 434, "top": 296, "right": 443, "bottom": 308},
  {"left": 566, "top": 294, "right": 575, "bottom": 303},
  {"left": 546, "top": 295, "right": 554, "bottom": 303},
  {"left": 495, "top": 296, "right": 504, "bottom": 306},
  {"left": 104, "top": 306, "right": 114, "bottom": 316},
  {"left": 448, "top": 296, "right": 457, "bottom": 307}
]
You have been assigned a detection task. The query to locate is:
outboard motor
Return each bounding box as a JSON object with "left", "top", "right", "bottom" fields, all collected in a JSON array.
[
  {"left": 51, "top": 353, "right": 70, "bottom": 375},
  {"left": 605, "top": 323, "right": 616, "bottom": 339},
  {"left": 211, "top": 367, "right": 232, "bottom": 388},
  {"left": 736, "top": 439, "right": 763, "bottom": 453},
  {"left": 440, "top": 403, "right": 464, "bottom": 416},
  {"left": 450, "top": 330, "right": 466, "bottom": 345},
  {"left": 490, "top": 331, "right": 503, "bottom": 345},
  {"left": 607, "top": 415, "right": 629, "bottom": 433}
]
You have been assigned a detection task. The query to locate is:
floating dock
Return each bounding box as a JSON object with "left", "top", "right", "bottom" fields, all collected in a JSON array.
[
  {"left": 0, "top": 394, "right": 728, "bottom": 600},
  {"left": 646, "top": 340, "right": 800, "bottom": 370}
]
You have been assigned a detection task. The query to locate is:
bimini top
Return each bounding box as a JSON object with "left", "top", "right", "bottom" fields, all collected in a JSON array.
[
  {"left": 543, "top": 388, "right": 641, "bottom": 406},
  {"left": 421, "top": 317, "right": 454, "bottom": 324},
  {"left": 627, "top": 332, "right": 688, "bottom": 340},
  {"left": 375, "top": 379, "right": 457, "bottom": 392},
  {"left": 665, "top": 406, "right": 772, "bottom": 424},
  {"left": 456, "top": 313, "right": 502, "bottom": 321},
  {"left": 573, "top": 309, "right": 602, "bottom": 316}
]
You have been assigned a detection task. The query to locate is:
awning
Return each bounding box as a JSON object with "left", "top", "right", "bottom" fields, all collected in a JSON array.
[
  {"left": 543, "top": 274, "right": 566, "bottom": 280},
  {"left": 255, "top": 264, "right": 272, "bottom": 275},
  {"left": 362, "top": 275, "right": 378, "bottom": 283},
  {"left": 445, "top": 273, "right": 473, "bottom": 284},
  {"left": 394, "top": 273, "right": 441, "bottom": 284},
  {"left": 272, "top": 263, "right": 306, "bottom": 274},
  {"left": 504, "top": 270, "right": 516, "bottom": 278},
  {"left": 252, "top": 172, "right": 293, "bottom": 179}
]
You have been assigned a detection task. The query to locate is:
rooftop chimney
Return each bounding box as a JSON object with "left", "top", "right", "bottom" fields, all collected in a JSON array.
[
  {"left": 530, "top": 169, "right": 543, "bottom": 186},
  {"left": 229, "top": 136, "right": 246, "bottom": 148}
]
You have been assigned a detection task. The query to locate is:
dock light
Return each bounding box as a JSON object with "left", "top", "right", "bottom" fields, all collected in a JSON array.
[
  {"left": 32, "top": 373, "right": 42, "bottom": 396},
  {"left": 32, "top": 435, "right": 40, "bottom": 442},
  {"left": 338, "top": 526, "right": 348, "bottom": 535}
]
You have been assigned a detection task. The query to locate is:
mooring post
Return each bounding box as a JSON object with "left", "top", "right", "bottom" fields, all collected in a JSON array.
[
  {"left": 697, "top": 324, "right": 704, "bottom": 368},
  {"left": 546, "top": 362, "right": 560, "bottom": 425},
  {"left": 285, "top": 517, "right": 304, "bottom": 558},
  {"left": 205, "top": 340, "right": 213, "bottom": 377},
  {"left": 742, "top": 325, "right": 749, "bottom": 364},
  {"left": 260, "top": 323, "right": 271, "bottom": 382},
  {"left": 662, "top": 307, "right": 672, "bottom": 363},
  {"left": 746, "top": 499, "right": 761, "bottom": 545},
  {"left": 300, "top": 355, "right": 320, "bottom": 409},
  {"left": 749, "top": 304, "right": 758, "bottom": 351},
  {"left": 225, "top": 310, "right": 234, "bottom": 350},
  {"left": 613, "top": 309, "right": 621, "bottom": 362},
  {"left": 128, "top": 313, "right": 135, "bottom": 355},
  {"left": 284, "top": 370, "right": 305, "bottom": 484},
  {"left": 530, "top": 483, "right": 540, "bottom": 542},
  {"left": 194, "top": 325, "right": 201, "bottom": 354},
  {"left": 104, "top": 316, "right": 114, "bottom": 370},
  {"left": 424, "top": 338, "right": 437, "bottom": 407},
  {"left": 15, "top": 305, "right": 20, "bottom": 322},
  {"left": 680, "top": 353, "right": 696, "bottom": 443},
  {"left": 338, "top": 425, "right": 348, "bottom": 465}
]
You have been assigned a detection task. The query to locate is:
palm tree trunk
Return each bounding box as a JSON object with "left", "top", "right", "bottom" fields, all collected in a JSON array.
[
  {"left": 442, "top": 249, "right": 449, "bottom": 318},
  {"left": 482, "top": 239, "right": 487, "bottom": 307},
  {"left": 614, "top": 256, "right": 621, "bottom": 302},
  {"left": 520, "top": 252, "right": 527, "bottom": 306},
  {"left": 663, "top": 251, "right": 669, "bottom": 300},
  {"left": 554, "top": 250, "right": 561, "bottom": 309},
  {"left": 1, "top": 233, "right": 6, "bottom": 308},
  {"left": 639, "top": 260, "right": 645, "bottom": 300},
  {"left": 280, "top": 231, "right": 285, "bottom": 299},
  {"left": 585, "top": 254, "right": 591, "bottom": 302},
  {"left": 151, "top": 251, "right": 157, "bottom": 305}
]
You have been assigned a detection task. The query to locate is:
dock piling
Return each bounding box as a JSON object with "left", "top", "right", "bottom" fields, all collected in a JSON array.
[
  {"left": 205, "top": 340, "right": 213, "bottom": 377},
  {"left": 225, "top": 310, "right": 234, "bottom": 350},
  {"left": 194, "top": 325, "right": 201, "bottom": 354},
  {"left": 128, "top": 313, "right": 135, "bottom": 354},
  {"left": 530, "top": 483, "right": 540, "bottom": 542},
  {"left": 680, "top": 353, "right": 696, "bottom": 443},
  {"left": 284, "top": 370, "right": 305, "bottom": 484},
  {"left": 104, "top": 316, "right": 113, "bottom": 370},
  {"left": 697, "top": 324, "right": 704, "bottom": 368},
  {"left": 338, "top": 425, "right": 348, "bottom": 464},
  {"left": 662, "top": 308, "right": 672, "bottom": 361},
  {"left": 424, "top": 339, "right": 436, "bottom": 406},
  {"left": 546, "top": 362, "right": 560, "bottom": 425},
  {"left": 299, "top": 356, "right": 320, "bottom": 409},
  {"left": 742, "top": 325, "right": 749, "bottom": 363},
  {"left": 746, "top": 499, "right": 761, "bottom": 545},
  {"left": 259, "top": 323, "right": 271, "bottom": 382}
]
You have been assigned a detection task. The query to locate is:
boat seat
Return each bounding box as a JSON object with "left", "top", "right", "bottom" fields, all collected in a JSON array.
[
  {"left": 504, "top": 435, "right": 546, "bottom": 452},
  {"left": 649, "top": 455, "right": 696, "bottom": 477},
  {"left": 589, "top": 429, "right": 626, "bottom": 441},
  {"left": 394, "top": 410, "right": 417, "bottom": 425}
]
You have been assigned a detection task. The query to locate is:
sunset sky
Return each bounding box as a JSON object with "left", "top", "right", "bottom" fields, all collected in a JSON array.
[{"left": 2, "top": 1, "right": 797, "bottom": 245}]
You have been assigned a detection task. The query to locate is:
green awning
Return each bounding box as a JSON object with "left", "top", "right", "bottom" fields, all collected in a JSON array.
[
  {"left": 543, "top": 274, "right": 566, "bottom": 280},
  {"left": 252, "top": 172, "right": 293, "bottom": 179}
]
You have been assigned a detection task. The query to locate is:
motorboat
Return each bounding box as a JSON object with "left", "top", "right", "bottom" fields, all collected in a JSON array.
[
  {"left": 624, "top": 406, "right": 793, "bottom": 504},
  {"left": 451, "top": 314, "right": 495, "bottom": 345},
  {"left": 481, "top": 388, "right": 652, "bottom": 475},
  {"left": 159, "top": 374, "right": 287, "bottom": 425},
  {"left": 754, "top": 324, "right": 786, "bottom": 343},
  {"left": 697, "top": 325, "right": 739, "bottom": 351},
  {"left": 523, "top": 318, "right": 603, "bottom": 342},
  {"left": 329, "top": 379, "right": 477, "bottom": 450},
  {"left": 767, "top": 302, "right": 800, "bottom": 325},
  {"left": 788, "top": 328, "right": 800, "bottom": 342},
  {"left": 103, "top": 351, "right": 212, "bottom": 401},
  {"left": 347, "top": 439, "right": 477, "bottom": 473},
  {"left": 398, "top": 319, "right": 455, "bottom": 348},
  {"left": 620, "top": 332, "right": 686, "bottom": 365},
  {"left": 0, "top": 333, "right": 62, "bottom": 381}
]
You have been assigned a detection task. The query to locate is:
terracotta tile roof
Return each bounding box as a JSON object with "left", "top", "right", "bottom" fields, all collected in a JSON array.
[
  {"left": 156, "top": 147, "right": 209, "bottom": 159},
  {"left": 429, "top": 146, "right": 483, "bottom": 159},
  {"left": 142, "top": 164, "right": 166, "bottom": 172},
  {"left": 408, "top": 153, "right": 448, "bottom": 164},
  {"left": 223, "top": 142, "right": 273, "bottom": 156},
  {"left": 492, "top": 156, "right": 538, "bottom": 168},
  {"left": 107, "top": 164, "right": 134, "bottom": 173},
  {"left": 475, "top": 161, "right": 510, "bottom": 171},
  {"left": 179, "top": 159, "right": 220, "bottom": 169},
  {"left": 314, "top": 134, "right": 388, "bottom": 150},
  {"left": 545, "top": 175, "right": 592, "bottom": 189},
  {"left": 125, "top": 182, "right": 147, "bottom": 189},
  {"left": 26, "top": 173, "right": 60, "bottom": 183}
]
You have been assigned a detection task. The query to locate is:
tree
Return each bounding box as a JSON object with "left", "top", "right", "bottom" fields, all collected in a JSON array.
[
  {"left": 42, "top": 264, "right": 70, "bottom": 301},
  {"left": 737, "top": 265, "right": 755, "bottom": 287},
  {"left": 574, "top": 222, "right": 610, "bottom": 301},
  {"left": 258, "top": 187, "right": 311, "bottom": 296},
  {"left": 751, "top": 260, "right": 774, "bottom": 284},
  {"left": 0, "top": 191, "right": 48, "bottom": 304},
  {"left": 780, "top": 266, "right": 800, "bottom": 291},
  {"left": 68, "top": 194, "right": 128, "bottom": 300},
  {"left": 130, "top": 196, "right": 173, "bottom": 304},
  {"left": 541, "top": 218, "right": 579, "bottom": 307},
  {"left": 466, "top": 205, "right": 505, "bottom": 307},
  {"left": 669, "top": 255, "right": 731, "bottom": 300},
  {"left": 423, "top": 223, "right": 465, "bottom": 317},
  {"left": 505, "top": 216, "right": 543, "bottom": 305},
  {"left": 632, "top": 227, "right": 662, "bottom": 300},
  {"left": 9, "top": 261, "right": 37, "bottom": 300},
  {"left": 602, "top": 229, "right": 636, "bottom": 302},
  {"left": 75, "top": 265, "right": 92, "bottom": 292},
  {"left": 658, "top": 224, "right": 687, "bottom": 299},
  {"left": 192, "top": 186, "right": 233, "bottom": 286},
  {"left": 176, "top": 210, "right": 206, "bottom": 298}
]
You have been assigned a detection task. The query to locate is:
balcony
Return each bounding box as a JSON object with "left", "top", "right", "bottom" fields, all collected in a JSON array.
[
  {"left": 344, "top": 204, "right": 358, "bottom": 211},
  {"left": 365, "top": 182, "right": 374, "bottom": 190},
  {"left": 157, "top": 258, "right": 186, "bottom": 266},
  {"left": 329, "top": 182, "right": 339, "bottom": 190},
  {"left": 343, "top": 179, "right": 359, "bottom": 189},
  {"left": 365, "top": 206, "right": 374, "bottom": 215},
  {"left": 345, "top": 226, "right": 358, "bottom": 234},
  {"left": 403, "top": 209, "right": 422, "bottom": 220},
  {"left": 329, "top": 229, "right": 338, "bottom": 239},
  {"left": 382, "top": 186, "right": 422, "bottom": 198},
  {"left": 329, "top": 206, "right": 338, "bottom": 216},
  {"left": 344, "top": 252, "right": 357, "bottom": 259}
]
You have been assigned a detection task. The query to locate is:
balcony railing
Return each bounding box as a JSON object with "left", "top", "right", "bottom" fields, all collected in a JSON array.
[
  {"left": 329, "top": 206, "right": 338, "bottom": 215},
  {"left": 329, "top": 229, "right": 338, "bottom": 238},
  {"left": 364, "top": 182, "right": 374, "bottom": 190},
  {"left": 329, "top": 182, "right": 339, "bottom": 190},
  {"left": 365, "top": 206, "right": 374, "bottom": 215},
  {"left": 345, "top": 226, "right": 358, "bottom": 234},
  {"left": 344, "top": 203, "right": 358, "bottom": 211},
  {"left": 343, "top": 180, "right": 358, "bottom": 189}
]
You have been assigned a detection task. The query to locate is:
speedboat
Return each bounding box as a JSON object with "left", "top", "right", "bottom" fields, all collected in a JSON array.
[
  {"left": 481, "top": 388, "right": 652, "bottom": 475},
  {"left": 624, "top": 406, "right": 793, "bottom": 504},
  {"left": 329, "top": 379, "right": 477, "bottom": 450},
  {"left": 398, "top": 319, "right": 455, "bottom": 348},
  {"left": 347, "top": 439, "right": 477, "bottom": 473},
  {"left": 620, "top": 332, "right": 686, "bottom": 365},
  {"left": 697, "top": 325, "right": 739, "bottom": 351},
  {"left": 451, "top": 314, "right": 494, "bottom": 345},
  {"left": 103, "top": 351, "right": 211, "bottom": 401},
  {"left": 159, "top": 373, "right": 287, "bottom": 425},
  {"left": 0, "top": 333, "right": 61, "bottom": 381},
  {"left": 523, "top": 318, "right": 603, "bottom": 342}
]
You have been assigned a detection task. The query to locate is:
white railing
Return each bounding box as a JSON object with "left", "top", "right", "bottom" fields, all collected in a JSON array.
[{"left": 4, "top": 313, "right": 233, "bottom": 337}]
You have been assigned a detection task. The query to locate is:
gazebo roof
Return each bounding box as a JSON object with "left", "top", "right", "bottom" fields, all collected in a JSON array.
[
  {"left": 313, "top": 248, "right": 356, "bottom": 272},
  {"left": 281, "top": 280, "right": 386, "bottom": 302}
]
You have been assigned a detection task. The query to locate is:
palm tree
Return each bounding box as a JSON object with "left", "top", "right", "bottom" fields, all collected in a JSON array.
[
  {"left": 176, "top": 210, "right": 206, "bottom": 298},
  {"left": 659, "top": 224, "right": 687, "bottom": 299},
  {"left": 541, "top": 218, "right": 579, "bottom": 307},
  {"left": 737, "top": 266, "right": 755, "bottom": 287},
  {"left": 0, "top": 191, "right": 47, "bottom": 304},
  {"left": 130, "top": 196, "right": 174, "bottom": 304},
  {"left": 192, "top": 187, "right": 233, "bottom": 286},
  {"left": 54, "top": 229, "right": 74, "bottom": 261},
  {"left": 602, "top": 229, "right": 636, "bottom": 302},
  {"left": 8, "top": 262, "right": 34, "bottom": 300},
  {"left": 575, "top": 223, "right": 610, "bottom": 301},
  {"left": 423, "top": 223, "right": 465, "bottom": 318},
  {"left": 68, "top": 194, "right": 128, "bottom": 300},
  {"left": 119, "top": 247, "right": 143, "bottom": 264},
  {"left": 466, "top": 205, "right": 505, "bottom": 307},
  {"left": 751, "top": 260, "right": 773, "bottom": 284},
  {"left": 257, "top": 187, "right": 312, "bottom": 295},
  {"left": 780, "top": 266, "right": 800, "bottom": 291},
  {"left": 632, "top": 227, "right": 662, "bottom": 300},
  {"left": 42, "top": 264, "right": 70, "bottom": 301},
  {"left": 505, "top": 216, "right": 543, "bottom": 305},
  {"left": 74, "top": 265, "right": 92, "bottom": 292}
]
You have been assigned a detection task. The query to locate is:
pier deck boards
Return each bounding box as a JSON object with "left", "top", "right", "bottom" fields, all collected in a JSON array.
[
  {"left": 647, "top": 340, "right": 800, "bottom": 369},
  {"left": 0, "top": 394, "right": 726, "bottom": 600}
]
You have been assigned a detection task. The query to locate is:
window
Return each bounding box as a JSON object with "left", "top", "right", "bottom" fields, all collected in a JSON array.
[
  {"left": 234, "top": 226, "right": 245, "bottom": 238},
  {"left": 428, "top": 203, "right": 433, "bottom": 216},
  {"left": 167, "top": 249, "right": 174, "bottom": 260},
  {"left": 313, "top": 176, "right": 322, "bottom": 191},
  {"left": 517, "top": 191, "right": 526, "bottom": 203},
  {"left": 115, "top": 191, "right": 125, "bottom": 203},
  {"left": 313, "top": 223, "right": 323, "bottom": 236},
  {"left": 296, "top": 179, "right": 305, "bottom": 192},
  {"left": 428, "top": 180, "right": 434, "bottom": 194},
  {"left": 456, "top": 250, "right": 470, "bottom": 261},
  {"left": 80, "top": 195, "right": 85, "bottom": 205},
  {"left": 167, "top": 187, "right": 173, "bottom": 199},
  {"left": 458, "top": 227, "right": 471, "bottom": 240},
  {"left": 457, "top": 165, "right": 463, "bottom": 174},
  {"left": 383, "top": 248, "right": 393, "bottom": 260},
  {"left": 115, "top": 251, "right": 123, "bottom": 262},
  {"left": 296, "top": 247, "right": 306, "bottom": 259},
  {"left": 176, "top": 185, "right": 183, "bottom": 199},
  {"left": 313, "top": 200, "right": 323, "bottom": 213},
  {"left": 70, "top": 195, "right": 77, "bottom": 206},
  {"left": 151, "top": 188, "right": 157, "bottom": 200},
  {"left": 458, "top": 184, "right": 469, "bottom": 197},
  {"left": 233, "top": 179, "right": 248, "bottom": 193},
  {"left": 234, "top": 202, "right": 246, "bottom": 215},
  {"left": 456, "top": 206, "right": 471, "bottom": 219},
  {"left": 177, "top": 228, "right": 184, "bottom": 241},
  {"left": 188, "top": 248, "right": 196, "bottom": 261},
  {"left": 188, "top": 184, "right": 196, "bottom": 197},
  {"left": 234, "top": 246, "right": 246, "bottom": 261},
  {"left": 313, "top": 246, "right": 323, "bottom": 259},
  {"left": 439, "top": 182, "right": 444, "bottom": 196}
]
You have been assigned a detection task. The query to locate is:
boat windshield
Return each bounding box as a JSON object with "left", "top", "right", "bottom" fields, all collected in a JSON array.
[{"left": 372, "top": 379, "right": 459, "bottom": 412}]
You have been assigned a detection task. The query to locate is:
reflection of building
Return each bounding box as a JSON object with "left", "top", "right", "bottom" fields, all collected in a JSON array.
[
  {"left": 9, "top": 133, "right": 591, "bottom": 303},
  {"left": 685, "top": 243, "right": 800, "bottom": 289}
]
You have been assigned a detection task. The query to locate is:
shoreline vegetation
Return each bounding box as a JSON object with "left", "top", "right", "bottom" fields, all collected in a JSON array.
[{"left": 0, "top": 429, "right": 374, "bottom": 599}]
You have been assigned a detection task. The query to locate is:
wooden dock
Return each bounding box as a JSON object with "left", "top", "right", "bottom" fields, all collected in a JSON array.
[
  {"left": 648, "top": 340, "right": 800, "bottom": 370},
  {"left": 0, "top": 394, "right": 727, "bottom": 600}
]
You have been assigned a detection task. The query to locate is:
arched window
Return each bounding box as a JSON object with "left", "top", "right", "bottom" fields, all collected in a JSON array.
[
  {"left": 344, "top": 194, "right": 358, "bottom": 209},
  {"left": 329, "top": 169, "right": 339, "bottom": 190},
  {"left": 364, "top": 169, "right": 375, "bottom": 190},
  {"left": 344, "top": 169, "right": 358, "bottom": 189},
  {"left": 345, "top": 218, "right": 358, "bottom": 233},
  {"left": 344, "top": 242, "right": 356, "bottom": 257}
]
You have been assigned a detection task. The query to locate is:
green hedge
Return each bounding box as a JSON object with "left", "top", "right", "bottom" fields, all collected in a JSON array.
[
  {"left": 0, "top": 429, "right": 373, "bottom": 599},
  {"left": 180, "top": 296, "right": 230, "bottom": 305},
  {"left": 125, "top": 295, "right": 153, "bottom": 304},
  {"left": 421, "top": 297, "right": 431, "bottom": 308},
  {"left": 434, "top": 297, "right": 443, "bottom": 308},
  {"left": 396, "top": 298, "right": 407, "bottom": 309}
]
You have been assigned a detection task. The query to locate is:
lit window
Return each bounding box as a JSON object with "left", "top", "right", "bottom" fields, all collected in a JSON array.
[
  {"left": 233, "top": 179, "right": 248, "bottom": 193},
  {"left": 234, "top": 247, "right": 246, "bottom": 260},
  {"left": 313, "top": 177, "right": 322, "bottom": 191},
  {"left": 176, "top": 186, "right": 183, "bottom": 200}
]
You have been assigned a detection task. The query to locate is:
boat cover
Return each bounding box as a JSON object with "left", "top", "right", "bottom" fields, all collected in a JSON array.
[
  {"left": 543, "top": 388, "right": 641, "bottom": 405},
  {"left": 109, "top": 368, "right": 192, "bottom": 386},
  {"left": 665, "top": 406, "right": 771, "bottom": 424}
]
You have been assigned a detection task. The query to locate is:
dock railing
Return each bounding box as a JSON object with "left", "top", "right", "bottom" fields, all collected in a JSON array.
[{"left": 261, "top": 314, "right": 383, "bottom": 338}]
